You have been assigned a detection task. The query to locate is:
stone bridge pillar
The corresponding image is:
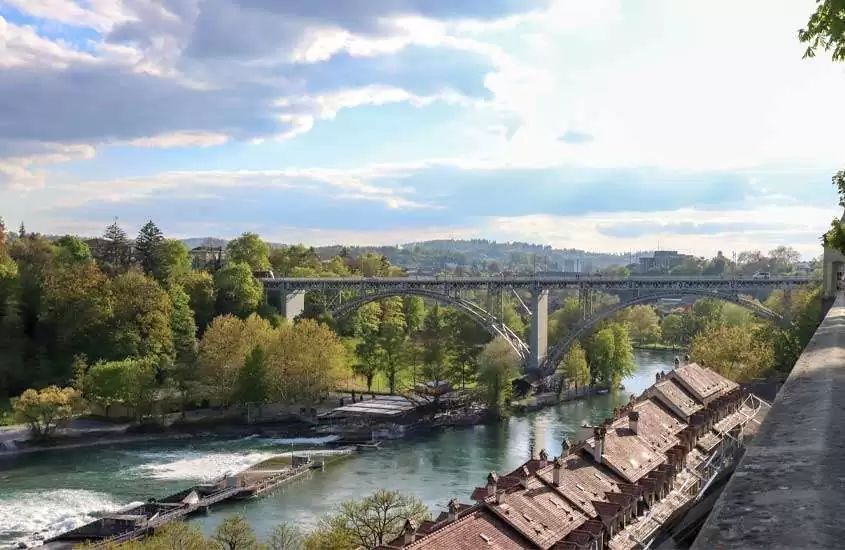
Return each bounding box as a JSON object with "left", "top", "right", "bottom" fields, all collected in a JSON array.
[{"left": 528, "top": 289, "right": 549, "bottom": 371}]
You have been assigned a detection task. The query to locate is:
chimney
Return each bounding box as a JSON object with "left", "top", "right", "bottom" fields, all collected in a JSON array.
[
  {"left": 673, "top": 356, "right": 680, "bottom": 368},
  {"left": 592, "top": 426, "right": 606, "bottom": 464},
  {"left": 520, "top": 465, "right": 531, "bottom": 488},
  {"left": 538, "top": 448, "right": 549, "bottom": 468},
  {"left": 629, "top": 411, "right": 640, "bottom": 435},
  {"left": 552, "top": 456, "right": 564, "bottom": 486},
  {"left": 561, "top": 438, "right": 571, "bottom": 457},
  {"left": 655, "top": 371, "right": 663, "bottom": 383},
  {"left": 486, "top": 471, "right": 499, "bottom": 497},
  {"left": 403, "top": 518, "right": 419, "bottom": 544},
  {"left": 447, "top": 498, "right": 460, "bottom": 522}
]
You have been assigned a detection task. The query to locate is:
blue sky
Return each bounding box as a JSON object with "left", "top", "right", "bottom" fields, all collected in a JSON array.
[{"left": 2, "top": 0, "right": 844, "bottom": 259}]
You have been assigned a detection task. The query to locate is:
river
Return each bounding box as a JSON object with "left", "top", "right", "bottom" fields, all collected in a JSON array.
[{"left": 0, "top": 350, "right": 674, "bottom": 548}]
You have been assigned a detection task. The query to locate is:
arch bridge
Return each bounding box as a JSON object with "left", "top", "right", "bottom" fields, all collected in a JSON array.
[{"left": 260, "top": 275, "right": 814, "bottom": 373}]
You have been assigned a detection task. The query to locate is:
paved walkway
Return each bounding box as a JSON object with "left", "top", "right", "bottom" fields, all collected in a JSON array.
[{"left": 691, "top": 293, "right": 845, "bottom": 549}]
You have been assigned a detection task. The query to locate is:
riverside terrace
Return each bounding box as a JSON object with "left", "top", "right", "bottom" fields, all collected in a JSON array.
[{"left": 374, "top": 363, "right": 770, "bottom": 550}]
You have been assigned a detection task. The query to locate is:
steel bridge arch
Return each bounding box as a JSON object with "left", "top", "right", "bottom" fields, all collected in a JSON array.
[
  {"left": 540, "top": 290, "right": 783, "bottom": 375},
  {"left": 330, "top": 289, "right": 530, "bottom": 359}
]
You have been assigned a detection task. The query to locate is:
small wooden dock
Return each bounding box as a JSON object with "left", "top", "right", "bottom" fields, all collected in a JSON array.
[{"left": 44, "top": 450, "right": 355, "bottom": 548}]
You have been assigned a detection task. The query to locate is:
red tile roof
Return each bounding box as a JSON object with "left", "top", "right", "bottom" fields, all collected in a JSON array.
[
  {"left": 535, "top": 453, "right": 623, "bottom": 518},
  {"left": 402, "top": 507, "right": 530, "bottom": 550},
  {"left": 485, "top": 477, "right": 588, "bottom": 549},
  {"left": 671, "top": 363, "right": 738, "bottom": 401},
  {"left": 589, "top": 420, "right": 666, "bottom": 484},
  {"left": 652, "top": 379, "right": 703, "bottom": 418},
  {"left": 631, "top": 400, "right": 684, "bottom": 453}
]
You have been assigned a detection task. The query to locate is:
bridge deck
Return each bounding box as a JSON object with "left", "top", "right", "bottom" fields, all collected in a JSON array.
[{"left": 691, "top": 292, "right": 845, "bottom": 550}]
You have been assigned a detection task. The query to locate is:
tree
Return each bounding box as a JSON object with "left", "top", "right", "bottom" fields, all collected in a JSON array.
[
  {"left": 822, "top": 171, "right": 845, "bottom": 254},
  {"left": 18, "top": 221, "right": 25, "bottom": 239},
  {"left": 70, "top": 354, "right": 88, "bottom": 394},
  {"left": 214, "top": 262, "right": 264, "bottom": 318},
  {"left": 376, "top": 298, "right": 408, "bottom": 394},
  {"left": 236, "top": 346, "right": 269, "bottom": 420},
  {"left": 419, "top": 303, "right": 453, "bottom": 392},
  {"left": 661, "top": 314, "right": 686, "bottom": 348},
  {"left": 135, "top": 220, "right": 165, "bottom": 276},
  {"left": 86, "top": 357, "right": 158, "bottom": 419},
  {"left": 168, "top": 284, "right": 199, "bottom": 411},
  {"left": 446, "top": 310, "right": 487, "bottom": 390},
  {"left": 99, "top": 220, "right": 132, "bottom": 275},
  {"left": 560, "top": 341, "right": 589, "bottom": 390},
  {"left": 181, "top": 270, "right": 217, "bottom": 331},
  {"left": 40, "top": 260, "right": 113, "bottom": 366},
  {"left": 268, "top": 524, "right": 304, "bottom": 550},
  {"left": 212, "top": 515, "right": 260, "bottom": 550},
  {"left": 227, "top": 233, "right": 271, "bottom": 271},
  {"left": 139, "top": 522, "right": 208, "bottom": 550},
  {"left": 14, "top": 385, "right": 81, "bottom": 439},
  {"left": 270, "top": 245, "right": 321, "bottom": 276},
  {"left": 324, "top": 490, "right": 431, "bottom": 550},
  {"left": 769, "top": 245, "right": 801, "bottom": 274},
  {"left": 620, "top": 305, "right": 661, "bottom": 344},
  {"left": 476, "top": 338, "right": 519, "bottom": 418},
  {"left": 54, "top": 235, "right": 93, "bottom": 264},
  {"left": 690, "top": 324, "right": 773, "bottom": 381},
  {"left": 198, "top": 314, "right": 274, "bottom": 406},
  {"left": 586, "top": 323, "right": 635, "bottom": 387},
  {"left": 108, "top": 271, "right": 174, "bottom": 360},
  {"left": 799, "top": 1, "right": 845, "bottom": 61},
  {"left": 403, "top": 296, "right": 426, "bottom": 335},
  {"left": 152, "top": 240, "right": 192, "bottom": 284}
]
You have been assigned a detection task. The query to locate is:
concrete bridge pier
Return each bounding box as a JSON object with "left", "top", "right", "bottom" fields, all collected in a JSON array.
[
  {"left": 528, "top": 289, "right": 549, "bottom": 371},
  {"left": 267, "top": 288, "right": 306, "bottom": 321}
]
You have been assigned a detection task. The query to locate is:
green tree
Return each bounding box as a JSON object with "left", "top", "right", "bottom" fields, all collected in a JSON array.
[
  {"left": 214, "top": 262, "right": 264, "bottom": 318},
  {"left": 168, "top": 284, "right": 199, "bottom": 411},
  {"left": 152, "top": 240, "right": 192, "bottom": 284},
  {"left": 799, "top": 1, "right": 845, "bottom": 61},
  {"left": 661, "top": 314, "right": 686, "bottom": 348},
  {"left": 107, "top": 271, "right": 174, "bottom": 360},
  {"left": 236, "top": 346, "right": 268, "bottom": 421},
  {"left": 419, "top": 303, "right": 453, "bottom": 392},
  {"left": 198, "top": 314, "right": 274, "bottom": 406},
  {"left": 13, "top": 385, "right": 81, "bottom": 439},
  {"left": 270, "top": 245, "right": 321, "bottom": 276},
  {"left": 99, "top": 220, "right": 132, "bottom": 275},
  {"left": 377, "top": 298, "right": 408, "bottom": 394},
  {"left": 620, "top": 305, "right": 661, "bottom": 344},
  {"left": 180, "top": 270, "right": 217, "bottom": 331},
  {"left": 227, "top": 233, "right": 271, "bottom": 271},
  {"left": 212, "top": 515, "right": 260, "bottom": 550},
  {"left": 403, "top": 296, "right": 426, "bottom": 335},
  {"left": 86, "top": 357, "right": 158, "bottom": 419},
  {"left": 560, "top": 341, "right": 589, "bottom": 390},
  {"left": 690, "top": 324, "right": 773, "bottom": 381},
  {"left": 586, "top": 323, "right": 635, "bottom": 387},
  {"left": 135, "top": 220, "right": 165, "bottom": 276},
  {"left": 54, "top": 235, "right": 93, "bottom": 264},
  {"left": 476, "top": 338, "right": 519, "bottom": 418}
]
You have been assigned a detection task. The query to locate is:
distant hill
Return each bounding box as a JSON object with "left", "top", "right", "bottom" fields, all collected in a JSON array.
[{"left": 180, "top": 237, "right": 648, "bottom": 273}]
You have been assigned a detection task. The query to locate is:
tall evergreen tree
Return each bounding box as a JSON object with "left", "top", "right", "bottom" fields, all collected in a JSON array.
[
  {"left": 135, "top": 220, "right": 165, "bottom": 276},
  {"left": 100, "top": 219, "right": 131, "bottom": 275},
  {"left": 17, "top": 221, "right": 25, "bottom": 239}
]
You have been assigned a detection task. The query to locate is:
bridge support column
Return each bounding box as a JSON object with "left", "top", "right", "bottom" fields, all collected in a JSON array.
[
  {"left": 274, "top": 289, "right": 305, "bottom": 321},
  {"left": 528, "top": 289, "right": 549, "bottom": 371}
]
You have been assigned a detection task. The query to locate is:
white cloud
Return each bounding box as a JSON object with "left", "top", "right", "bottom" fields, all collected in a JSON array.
[
  {"left": 453, "top": 0, "right": 845, "bottom": 172},
  {"left": 125, "top": 131, "right": 229, "bottom": 148},
  {"left": 0, "top": 16, "right": 97, "bottom": 68}
]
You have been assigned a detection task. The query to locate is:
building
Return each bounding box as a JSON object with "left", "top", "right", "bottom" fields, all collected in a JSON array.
[
  {"left": 377, "top": 363, "right": 767, "bottom": 550},
  {"left": 638, "top": 251, "right": 692, "bottom": 273},
  {"left": 189, "top": 245, "right": 226, "bottom": 271}
]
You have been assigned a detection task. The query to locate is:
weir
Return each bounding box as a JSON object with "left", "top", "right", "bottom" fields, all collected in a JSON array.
[{"left": 43, "top": 450, "right": 355, "bottom": 548}]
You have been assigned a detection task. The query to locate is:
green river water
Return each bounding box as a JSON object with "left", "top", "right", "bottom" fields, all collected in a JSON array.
[{"left": 0, "top": 350, "right": 675, "bottom": 548}]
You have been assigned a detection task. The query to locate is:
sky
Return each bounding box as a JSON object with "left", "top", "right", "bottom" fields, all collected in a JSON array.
[{"left": 2, "top": 0, "right": 844, "bottom": 259}]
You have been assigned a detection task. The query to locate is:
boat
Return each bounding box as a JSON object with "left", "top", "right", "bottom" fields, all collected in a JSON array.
[{"left": 356, "top": 441, "right": 382, "bottom": 452}]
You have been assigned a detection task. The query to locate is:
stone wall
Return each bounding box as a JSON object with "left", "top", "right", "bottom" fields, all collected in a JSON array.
[{"left": 690, "top": 292, "right": 845, "bottom": 550}]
